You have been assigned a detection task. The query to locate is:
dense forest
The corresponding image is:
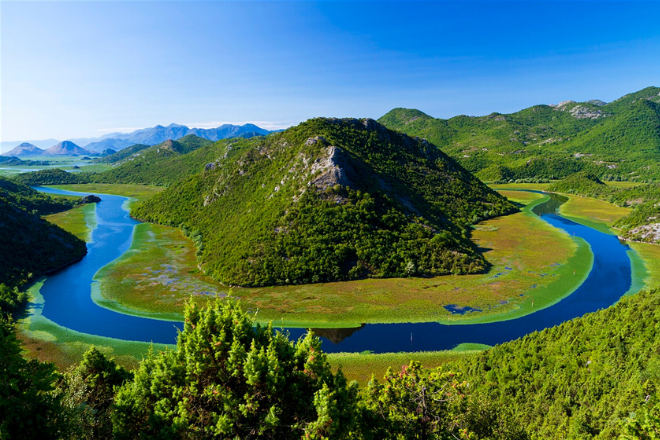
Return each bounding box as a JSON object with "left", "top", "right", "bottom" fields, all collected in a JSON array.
[
  {"left": 379, "top": 87, "right": 660, "bottom": 181},
  {"left": 0, "top": 177, "right": 87, "bottom": 289},
  {"left": 131, "top": 118, "right": 515, "bottom": 286},
  {"left": 3, "top": 290, "right": 660, "bottom": 439}
]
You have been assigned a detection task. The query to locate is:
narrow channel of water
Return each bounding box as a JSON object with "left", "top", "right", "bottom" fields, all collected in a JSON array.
[{"left": 34, "top": 188, "right": 632, "bottom": 352}]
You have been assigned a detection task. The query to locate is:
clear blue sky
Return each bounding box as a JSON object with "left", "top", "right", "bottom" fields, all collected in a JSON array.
[{"left": 2, "top": 1, "right": 660, "bottom": 144}]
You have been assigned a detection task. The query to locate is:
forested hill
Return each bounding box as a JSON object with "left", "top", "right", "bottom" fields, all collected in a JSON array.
[
  {"left": 443, "top": 287, "right": 660, "bottom": 439},
  {"left": 379, "top": 86, "right": 660, "bottom": 181},
  {"left": 547, "top": 173, "right": 660, "bottom": 243},
  {"left": 0, "top": 178, "right": 87, "bottom": 288},
  {"left": 133, "top": 118, "right": 516, "bottom": 286},
  {"left": 14, "top": 134, "right": 217, "bottom": 187},
  {"left": 90, "top": 134, "right": 214, "bottom": 184}
]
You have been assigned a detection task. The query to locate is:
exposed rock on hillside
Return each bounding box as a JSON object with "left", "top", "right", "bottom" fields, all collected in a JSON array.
[{"left": 134, "top": 117, "right": 516, "bottom": 287}]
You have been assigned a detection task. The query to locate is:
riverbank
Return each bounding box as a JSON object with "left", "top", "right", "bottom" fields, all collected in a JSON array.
[
  {"left": 16, "top": 182, "right": 648, "bottom": 378},
  {"left": 85, "top": 189, "right": 593, "bottom": 327}
]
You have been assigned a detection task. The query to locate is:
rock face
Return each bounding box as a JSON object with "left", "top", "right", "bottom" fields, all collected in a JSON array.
[
  {"left": 568, "top": 105, "right": 609, "bottom": 120},
  {"left": 309, "top": 145, "right": 355, "bottom": 191},
  {"left": 80, "top": 195, "right": 101, "bottom": 204},
  {"left": 1, "top": 143, "right": 44, "bottom": 157}
]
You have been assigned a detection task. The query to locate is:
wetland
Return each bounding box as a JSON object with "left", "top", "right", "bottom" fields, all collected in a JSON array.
[{"left": 20, "top": 185, "right": 642, "bottom": 355}]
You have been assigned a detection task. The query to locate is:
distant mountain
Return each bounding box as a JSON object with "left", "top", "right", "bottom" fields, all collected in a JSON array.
[
  {"left": 2, "top": 123, "right": 272, "bottom": 154},
  {"left": 83, "top": 123, "right": 272, "bottom": 152},
  {"left": 0, "top": 139, "right": 60, "bottom": 153},
  {"left": 1, "top": 143, "right": 44, "bottom": 157},
  {"left": 83, "top": 138, "right": 134, "bottom": 152},
  {"left": 44, "top": 141, "right": 93, "bottom": 156}
]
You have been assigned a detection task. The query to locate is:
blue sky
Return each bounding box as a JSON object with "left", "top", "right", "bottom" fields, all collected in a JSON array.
[{"left": 2, "top": 1, "right": 660, "bottom": 144}]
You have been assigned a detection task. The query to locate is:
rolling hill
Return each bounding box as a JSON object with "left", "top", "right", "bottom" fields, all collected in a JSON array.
[
  {"left": 133, "top": 118, "right": 516, "bottom": 286},
  {"left": 379, "top": 86, "right": 660, "bottom": 181},
  {"left": 0, "top": 178, "right": 87, "bottom": 287}
]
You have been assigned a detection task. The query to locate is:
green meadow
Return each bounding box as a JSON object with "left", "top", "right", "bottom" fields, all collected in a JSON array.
[{"left": 44, "top": 203, "right": 97, "bottom": 242}]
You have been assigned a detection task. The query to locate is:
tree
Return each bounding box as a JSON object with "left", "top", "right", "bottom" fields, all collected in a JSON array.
[
  {"left": 56, "top": 347, "right": 132, "bottom": 439},
  {"left": 112, "top": 299, "right": 359, "bottom": 439},
  {"left": 0, "top": 319, "right": 66, "bottom": 439}
]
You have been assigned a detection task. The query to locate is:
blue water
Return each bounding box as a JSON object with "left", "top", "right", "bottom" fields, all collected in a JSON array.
[
  {"left": 34, "top": 188, "right": 632, "bottom": 352},
  {"left": 35, "top": 187, "right": 183, "bottom": 344}
]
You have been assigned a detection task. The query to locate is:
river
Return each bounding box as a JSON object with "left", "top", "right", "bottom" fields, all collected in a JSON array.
[{"left": 34, "top": 187, "right": 633, "bottom": 353}]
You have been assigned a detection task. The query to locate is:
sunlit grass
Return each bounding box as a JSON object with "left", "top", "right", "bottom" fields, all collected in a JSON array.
[
  {"left": 558, "top": 195, "right": 631, "bottom": 233},
  {"left": 605, "top": 181, "right": 646, "bottom": 189},
  {"left": 627, "top": 242, "right": 660, "bottom": 291},
  {"left": 44, "top": 203, "right": 96, "bottom": 242}
]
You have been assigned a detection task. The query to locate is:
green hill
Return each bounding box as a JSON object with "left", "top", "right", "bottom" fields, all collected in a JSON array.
[
  {"left": 379, "top": 86, "right": 660, "bottom": 181},
  {"left": 14, "top": 134, "right": 217, "bottom": 187},
  {"left": 133, "top": 118, "right": 516, "bottom": 286},
  {"left": 546, "top": 172, "right": 613, "bottom": 198},
  {"left": 93, "top": 134, "right": 214, "bottom": 185},
  {"left": 442, "top": 287, "right": 660, "bottom": 439},
  {"left": 0, "top": 178, "right": 87, "bottom": 287},
  {"left": 96, "top": 143, "right": 150, "bottom": 163}
]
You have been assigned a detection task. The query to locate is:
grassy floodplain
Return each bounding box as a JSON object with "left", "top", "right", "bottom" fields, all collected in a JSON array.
[
  {"left": 327, "top": 349, "right": 483, "bottom": 387},
  {"left": 44, "top": 203, "right": 97, "bottom": 242},
  {"left": 20, "top": 279, "right": 482, "bottom": 382},
  {"left": 20, "top": 182, "right": 658, "bottom": 383},
  {"left": 17, "top": 279, "right": 170, "bottom": 371},
  {"left": 94, "top": 189, "right": 591, "bottom": 327}
]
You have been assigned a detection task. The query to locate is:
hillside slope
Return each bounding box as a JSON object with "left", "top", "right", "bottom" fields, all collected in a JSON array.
[
  {"left": 0, "top": 178, "right": 87, "bottom": 287},
  {"left": 443, "top": 287, "right": 660, "bottom": 438},
  {"left": 94, "top": 135, "right": 214, "bottom": 185},
  {"left": 134, "top": 118, "right": 515, "bottom": 286},
  {"left": 379, "top": 86, "right": 660, "bottom": 181}
]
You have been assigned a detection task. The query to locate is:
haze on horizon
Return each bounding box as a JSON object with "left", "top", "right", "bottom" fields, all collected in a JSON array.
[{"left": 2, "top": 1, "right": 659, "bottom": 147}]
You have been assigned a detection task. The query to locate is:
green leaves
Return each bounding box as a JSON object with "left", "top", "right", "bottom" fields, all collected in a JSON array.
[{"left": 112, "top": 298, "right": 359, "bottom": 439}]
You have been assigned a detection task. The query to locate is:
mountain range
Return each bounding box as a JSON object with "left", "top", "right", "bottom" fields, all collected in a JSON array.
[
  {"left": 378, "top": 86, "right": 660, "bottom": 181},
  {"left": 1, "top": 141, "right": 94, "bottom": 157},
  {"left": 0, "top": 123, "right": 272, "bottom": 154}
]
